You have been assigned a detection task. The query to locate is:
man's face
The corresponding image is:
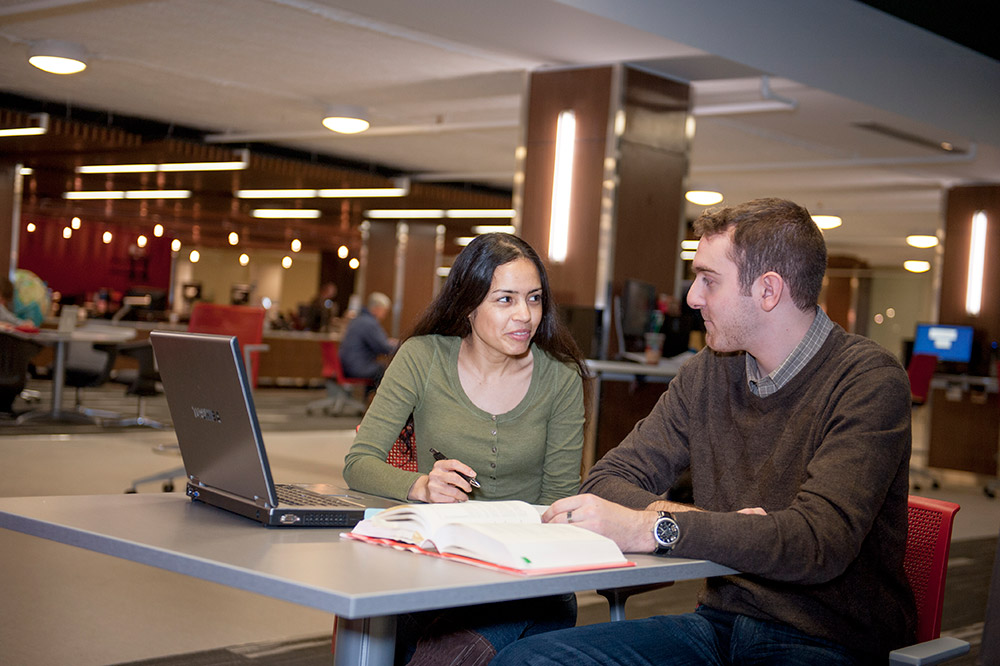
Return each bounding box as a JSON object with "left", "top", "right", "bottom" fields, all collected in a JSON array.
[{"left": 686, "top": 230, "right": 759, "bottom": 353}]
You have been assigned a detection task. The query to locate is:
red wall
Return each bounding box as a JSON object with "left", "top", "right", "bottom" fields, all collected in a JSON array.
[{"left": 18, "top": 216, "right": 172, "bottom": 300}]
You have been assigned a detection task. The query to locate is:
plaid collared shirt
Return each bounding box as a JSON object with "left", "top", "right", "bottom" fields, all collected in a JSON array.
[{"left": 746, "top": 306, "right": 833, "bottom": 397}]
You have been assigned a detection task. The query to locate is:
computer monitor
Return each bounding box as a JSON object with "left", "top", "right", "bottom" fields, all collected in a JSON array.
[
  {"left": 912, "top": 323, "right": 975, "bottom": 364},
  {"left": 619, "top": 279, "right": 656, "bottom": 353}
]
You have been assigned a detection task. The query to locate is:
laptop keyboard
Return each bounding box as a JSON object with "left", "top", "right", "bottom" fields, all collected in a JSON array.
[{"left": 275, "top": 484, "right": 364, "bottom": 507}]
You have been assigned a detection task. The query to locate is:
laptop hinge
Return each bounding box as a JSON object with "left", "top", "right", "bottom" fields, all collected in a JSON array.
[{"left": 188, "top": 475, "right": 274, "bottom": 509}]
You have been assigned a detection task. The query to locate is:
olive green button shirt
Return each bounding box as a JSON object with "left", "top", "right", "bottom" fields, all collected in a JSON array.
[{"left": 343, "top": 335, "right": 586, "bottom": 504}]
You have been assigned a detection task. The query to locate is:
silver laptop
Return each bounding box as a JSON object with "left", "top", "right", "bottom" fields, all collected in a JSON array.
[{"left": 150, "top": 330, "right": 394, "bottom": 527}]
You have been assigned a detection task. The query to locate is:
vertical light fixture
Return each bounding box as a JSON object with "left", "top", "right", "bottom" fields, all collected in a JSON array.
[
  {"left": 548, "top": 109, "right": 576, "bottom": 263},
  {"left": 966, "top": 210, "right": 988, "bottom": 316}
]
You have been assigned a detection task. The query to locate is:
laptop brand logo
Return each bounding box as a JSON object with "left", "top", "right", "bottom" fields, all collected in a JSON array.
[{"left": 191, "top": 406, "right": 222, "bottom": 423}]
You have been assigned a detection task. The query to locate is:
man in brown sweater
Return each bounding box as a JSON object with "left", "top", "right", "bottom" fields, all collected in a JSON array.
[{"left": 492, "top": 198, "right": 915, "bottom": 665}]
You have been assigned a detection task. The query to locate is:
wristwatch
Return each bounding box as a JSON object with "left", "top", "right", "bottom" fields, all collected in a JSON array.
[{"left": 652, "top": 511, "right": 680, "bottom": 555}]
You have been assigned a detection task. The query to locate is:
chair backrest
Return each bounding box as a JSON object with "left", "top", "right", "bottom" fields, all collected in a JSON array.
[
  {"left": 188, "top": 303, "right": 266, "bottom": 384},
  {"left": 907, "top": 353, "right": 937, "bottom": 405},
  {"left": 905, "top": 495, "right": 961, "bottom": 642},
  {"left": 327, "top": 340, "right": 373, "bottom": 386},
  {"left": 318, "top": 340, "right": 339, "bottom": 380}
]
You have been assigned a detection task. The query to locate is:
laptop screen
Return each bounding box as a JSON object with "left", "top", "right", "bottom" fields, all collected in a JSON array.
[{"left": 150, "top": 330, "right": 279, "bottom": 506}]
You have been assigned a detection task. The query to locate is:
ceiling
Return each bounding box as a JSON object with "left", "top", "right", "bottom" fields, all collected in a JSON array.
[{"left": 1, "top": 0, "right": 999, "bottom": 267}]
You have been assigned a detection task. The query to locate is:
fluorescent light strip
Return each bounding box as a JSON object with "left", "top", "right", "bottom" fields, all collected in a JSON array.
[
  {"left": 965, "top": 210, "right": 988, "bottom": 316},
  {"left": 319, "top": 188, "right": 407, "bottom": 198},
  {"left": 0, "top": 127, "right": 48, "bottom": 137},
  {"left": 252, "top": 209, "right": 321, "bottom": 219},
  {"left": 366, "top": 209, "right": 446, "bottom": 219},
  {"left": 237, "top": 189, "right": 316, "bottom": 198},
  {"left": 77, "top": 161, "right": 248, "bottom": 173},
  {"left": 548, "top": 110, "right": 576, "bottom": 263},
  {"left": 236, "top": 188, "right": 407, "bottom": 199},
  {"left": 0, "top": 113, "right": 49, "bottom": 138},
  {"left": 365, "top": 209, "right": 515, "bottom": 220},
  {"left": 77, "top": 150, "right": 249, "bottom": 174},
  {"left": 472, "top": 225, "right": 516, "bottom": 234},
  {"left": 448, "top": 209, "right": 515, "bottom": 219},
  {"left": 63, "top": 190, "right": 191, "bottom": 200}
]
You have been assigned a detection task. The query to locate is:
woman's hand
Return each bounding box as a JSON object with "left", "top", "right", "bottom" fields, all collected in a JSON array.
[{"left": 406, "top": 457, "right": 478, "bottom": 503}]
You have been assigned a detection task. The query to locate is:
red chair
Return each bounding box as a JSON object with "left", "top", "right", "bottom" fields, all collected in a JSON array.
[
  {"left": 188, "top": 303, "right": 267, "bottom": 387},
  {"left": 889, "top": 495, "right": 969, "bottom": 664},
  {"left": 907, "top": 353, "right": 940, "bottom": 491},
  {"left": 907, "top": 353, "right": 937, "bottom": 405},
  {"left": 306, "top": 341, "right": 372, "bottom": 416}
]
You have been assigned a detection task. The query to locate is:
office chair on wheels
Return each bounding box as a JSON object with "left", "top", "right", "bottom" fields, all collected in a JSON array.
[{"left": 306, "top": 341, "right": 372, "bottom": 416}]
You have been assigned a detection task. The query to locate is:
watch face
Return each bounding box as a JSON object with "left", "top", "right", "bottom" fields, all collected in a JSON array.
[{"left": 654, "top": 516, "right": 680, "bottom": 548}]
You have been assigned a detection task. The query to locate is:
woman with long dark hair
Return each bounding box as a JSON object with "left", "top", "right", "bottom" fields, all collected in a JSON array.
[{"left": 343, "top": 232, "right": 588, "bottom": 665}]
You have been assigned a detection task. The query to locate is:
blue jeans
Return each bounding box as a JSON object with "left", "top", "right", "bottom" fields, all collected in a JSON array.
[
  {"left": 397, "top": 593, "right": 577, "bottom": 665},
  {"left": 490, "top": 606, "right": 866, "bottom": 666}
]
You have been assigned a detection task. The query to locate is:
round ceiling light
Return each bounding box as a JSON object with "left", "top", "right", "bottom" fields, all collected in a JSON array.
[
  {"left": 904, "top": 260, "right": 931, "bottom": 273},
  {"left": 812, "top": 215, "right": 842, "bottom": 230},
  {"left": 906, "top": 234, "right": 939, "bottom": 248},
  {"left": 28, "top": 40, "right": 88, "bottom": 75},
  {"left": 685, "top": 190, "right": 723, "bottom": 206},
  {"left": 322, "top": 105, "right": 370, "bottom": 134}
]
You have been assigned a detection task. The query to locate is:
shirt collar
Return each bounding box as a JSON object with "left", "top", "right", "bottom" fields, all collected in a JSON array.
[{"left": 746, "top": 306, "right": 833, "bottom": 397}]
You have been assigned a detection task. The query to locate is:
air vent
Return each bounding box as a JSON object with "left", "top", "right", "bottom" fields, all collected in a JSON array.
[{"left": 852, "top": 122, "right": 965, "bottom": 154}]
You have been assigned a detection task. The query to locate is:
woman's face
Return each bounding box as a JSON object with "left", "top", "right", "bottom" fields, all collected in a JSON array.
[{"left": 467, "top": 257, "right": 543, "bottom": 359}]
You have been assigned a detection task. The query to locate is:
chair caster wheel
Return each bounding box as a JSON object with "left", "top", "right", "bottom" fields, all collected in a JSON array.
[
  {"left": 124, "top": 488, "right": 137, "bottom": 494},
  {"left": 163, "top": 482, "right": 174, "bottom": 492}
]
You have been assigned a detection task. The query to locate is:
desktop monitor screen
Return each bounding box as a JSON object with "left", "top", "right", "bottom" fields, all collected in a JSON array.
[
  {"left": 912, "top": 324, "right": 974, "bottom": 363},
  {"left": 619, "top": 279, "right": 656, "bottom": 353}
]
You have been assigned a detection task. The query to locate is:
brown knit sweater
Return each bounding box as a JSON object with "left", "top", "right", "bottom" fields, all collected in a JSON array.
[{"left": 582, "top": 325, "right": 916, "bottom": 659}]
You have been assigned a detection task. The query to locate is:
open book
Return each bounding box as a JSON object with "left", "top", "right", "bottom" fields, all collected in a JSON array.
[{"left": 343, "top": 500, "right": 632, "bottom": 575}]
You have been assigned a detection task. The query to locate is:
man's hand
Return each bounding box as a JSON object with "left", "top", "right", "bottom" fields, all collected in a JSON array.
[
  {"left": 406, "top": 458, "right": 477, "bottom": 503},
  {"left": 542, "top": 494, "right": 660, "bottom": 553}
]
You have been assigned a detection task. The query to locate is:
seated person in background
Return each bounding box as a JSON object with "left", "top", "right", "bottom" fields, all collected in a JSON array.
[
  {"left": 343, "top": 233, "right": 589, "bottom": 666},
  {"left": 493, "top": 198, "right": 916, "bottom": 666},
  {"left": 338, "top": 291, "right": 396, "bottom": 384},
  {"left": 304, "top": 281, "right": 338, "bottom": 332}
]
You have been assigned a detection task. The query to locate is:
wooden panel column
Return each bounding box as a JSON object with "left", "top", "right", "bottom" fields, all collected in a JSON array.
[
  {"left": 929, "top": 184, "right": 1000, "bottom": 476},
  {"left": 0, "top": 163, "right": 20, "bottom": 279},
  {"left": 516, "top": 64, "right": 690, "bottom": 359}
]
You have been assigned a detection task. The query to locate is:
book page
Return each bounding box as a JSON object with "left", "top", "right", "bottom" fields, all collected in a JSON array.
[
  {"left": 429, "top": 522, "right": 627, "bottom": 571},
  {"left": 351, "top": 500, "right": 541, "bottom": 545}
]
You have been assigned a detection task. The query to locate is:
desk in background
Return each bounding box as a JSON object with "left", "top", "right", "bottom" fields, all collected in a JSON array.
[
  {"left": 927, "top": 374, "right": 1000, "bottom": 480},
  {"left": 583, "top": 353, "right": 692, "bottom": 471},
  {"left": 0, "top": 493, "right": 735, "bottom": 666},
  {"left": 15, "top": 325, "right": 136, "bottom": 423}
]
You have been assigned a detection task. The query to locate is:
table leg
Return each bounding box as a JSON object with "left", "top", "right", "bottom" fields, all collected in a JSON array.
[
  {"left": 334, "top": 615, "right": 396, "bottom": 666},
  {"left": 50, "top": 339, "right": 67, "bottom": 416}
]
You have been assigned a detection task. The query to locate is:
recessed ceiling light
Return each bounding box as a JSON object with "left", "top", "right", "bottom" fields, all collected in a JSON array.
[
  {"left": 812, "top": 215, "right": 842, "bottom": 230},
  {"left": 685, "top": 190, "right": 723, "bottom": 206},
  {"left": 906, "top": 235, "right": 938, "bottom": 248},
  {"left": 904, "top": 260, "right": 931, "bottom": 273}
]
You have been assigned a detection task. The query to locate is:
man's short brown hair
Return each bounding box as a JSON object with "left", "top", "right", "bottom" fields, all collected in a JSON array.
[{"left": 693, "top": 197, "right": 827, "bottom": 311}]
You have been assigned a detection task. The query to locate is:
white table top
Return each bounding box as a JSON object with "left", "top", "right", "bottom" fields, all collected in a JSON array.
[
  {"left": 0, "top": 493, "right": 736, "bottom": 619},
  {"left": 585, "top": 351, "right": 694, "bottom": 380}
]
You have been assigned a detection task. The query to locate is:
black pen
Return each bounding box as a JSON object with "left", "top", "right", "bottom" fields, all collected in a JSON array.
[{"left": 429, "top": 448, "right": 481, "bottom": 488}]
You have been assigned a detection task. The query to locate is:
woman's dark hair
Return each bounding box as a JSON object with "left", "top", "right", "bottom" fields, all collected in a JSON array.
[{"left": 405, "top": 233, "right": 587, "bottom": 378}]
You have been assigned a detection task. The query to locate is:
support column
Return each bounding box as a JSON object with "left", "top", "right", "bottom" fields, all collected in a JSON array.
[
  {"left": 1, "top": 162, "right": 23, "bottom": 279},
  {"left": 515, "top": 64, "right": 691, "bottom": 359}
]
